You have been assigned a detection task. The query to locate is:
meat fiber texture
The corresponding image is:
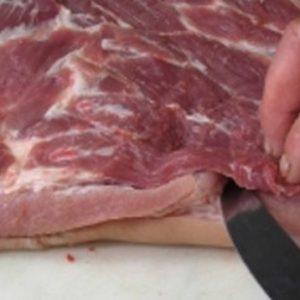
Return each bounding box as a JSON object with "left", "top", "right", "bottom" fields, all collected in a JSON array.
[{"left": 0, "top": 0, "right": 300, "bottom": 238}]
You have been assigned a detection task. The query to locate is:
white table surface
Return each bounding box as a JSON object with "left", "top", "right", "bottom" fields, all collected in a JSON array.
[{"left": 0, "top": 243, "right": 269, "bottom": 300}]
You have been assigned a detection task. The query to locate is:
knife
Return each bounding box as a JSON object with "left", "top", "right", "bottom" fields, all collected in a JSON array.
[{"left": 221, "top": 181, "right": 300, "bottom": 300}]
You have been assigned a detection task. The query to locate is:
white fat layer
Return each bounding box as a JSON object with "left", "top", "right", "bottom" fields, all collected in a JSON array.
[
  {"left": 0, "top": 24, "right": 33, "bottom": 45},
  {"left": 1, "top": 133, "right": 116, "bottom": 192},
  {"left": 212, "top": 0, "right": 257, "bottom": 24},
  {"left": 3, "top": 167, "right": 97, "bottom": 193},
  {"left": 46, "top": 48, "right": 81, "bottom": 76},
  {"left": 96, "top": 104, "right": 134, "bottom": 118},
  {"left": 0, "top": 21, "right": 57, "bottom": 45},
  {"left": 58, "top": 181, "right": 133, "bottom": 197},
  {"left": 177, "top": 4, "right": 276, "bottom": 58},
  {"left": 101, "top": 38, "right": 149, "bottom": 59},
  {"left": 94, "top": 146, "right": 115, "bottom": 157},
  {"left": 53, "top": 6, "right": 78, "bottom": 31},
  {"left": 188, "top": 59, "right": 233, "bottom": 96},
  {"left": 211, "top": 0, "right": 284, "bottom": 34},
  {"left": 41, "top": 127, "right": 114, "bottom": 143},
  {"left": 2, "top": 135, "right": 114, "bottom": 193},
  {"left": 0, "top": 4, "right": 103, "bottom": 47},
  {"left": 45, "top": 50, "right": 88, "bottom": 119},
  {"left": 187, "top": 113, "right": 211, "bottom": 124},
  {"left": 91, "top": 1, "right": 131, "bottom": 29},
  {"left": 53, "top": 6, "right": 103, "bottom": 33},
  {"left": 76, "top": 146, "right": 115, "bottom": 159},
  {"left": 0, "top": 0, "right": 29, "bottom": 7},
  {"left": 238, "top": 40, "right": 276, "bottom": 57},
  {"left": 242, "top": 165, "right": 253, "bottom": 182},
  {"left": 187, "top": 113, "right": 230, "bottom": 134},
  {"left": 0, "top": 5, "right": 73, "bottom": 45},
  {"left": 4, "top": 137, "right": 38, "bottom": 165},
  {"left": 191, "top": 59, "right": 208, "bottom": 74},
  {"left": 46, "top": 41, "right": 135, "bottom": 120}
]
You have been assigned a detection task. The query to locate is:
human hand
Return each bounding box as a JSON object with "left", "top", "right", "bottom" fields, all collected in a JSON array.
[{"left": 260, "top": 19, "right": 300, "bottom": 184}]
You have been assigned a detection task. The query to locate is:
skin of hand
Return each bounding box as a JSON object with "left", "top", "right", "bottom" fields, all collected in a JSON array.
[{"left": 260, "top": 19, "right": 300, "bottom": 184}]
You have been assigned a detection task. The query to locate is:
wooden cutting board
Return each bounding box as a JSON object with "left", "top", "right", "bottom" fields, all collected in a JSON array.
[{"left": 0, "top": 244, "right": 268, "bottom": 300}]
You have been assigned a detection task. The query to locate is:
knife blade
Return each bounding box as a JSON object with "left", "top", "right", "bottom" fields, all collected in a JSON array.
[{"left": 221, "top": 181, "right": 300, "bottom": 300}]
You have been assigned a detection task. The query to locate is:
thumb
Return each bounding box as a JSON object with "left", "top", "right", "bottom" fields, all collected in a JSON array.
[{"left": 277, "top": 20, "right": 300, "bottom": 184}]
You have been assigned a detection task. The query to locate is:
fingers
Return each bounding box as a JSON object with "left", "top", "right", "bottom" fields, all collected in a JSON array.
[
  {"left": 280, "top": 115, "right": 300, "bottom": 183},
  {"left": 260, "top": 19, "right": 300, "bottom": 158},
  {"left": 261, "top": 19, "right": 300, "bottom": 183}
]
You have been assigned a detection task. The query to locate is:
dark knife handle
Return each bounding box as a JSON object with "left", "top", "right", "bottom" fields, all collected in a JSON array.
[{"left": 222, "top": 183, "right": 300, "bottom": 300}]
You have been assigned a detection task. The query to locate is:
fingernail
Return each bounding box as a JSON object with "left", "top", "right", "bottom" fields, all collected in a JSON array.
[
  {"left": 264, "top": 140, "right": 272, "bottom": 156},
  {"left": 280, "top": 154, "right": 291, "bottom": 179}
]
